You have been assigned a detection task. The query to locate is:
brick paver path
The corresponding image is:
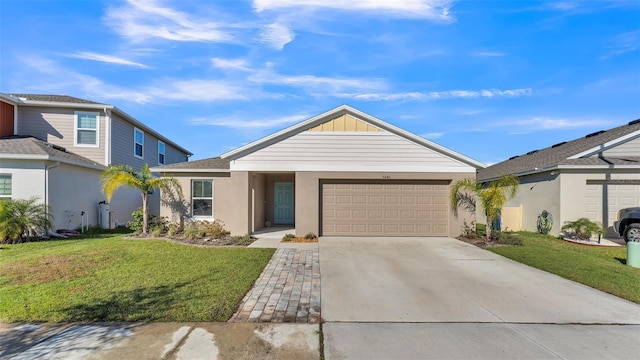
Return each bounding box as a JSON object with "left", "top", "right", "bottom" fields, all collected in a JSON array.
[{"left": 230, "top": 248, "right": 321, "bottom": 323}]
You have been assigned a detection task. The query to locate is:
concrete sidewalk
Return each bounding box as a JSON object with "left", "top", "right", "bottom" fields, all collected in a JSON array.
[{"left": 0, "top": 322, "right": 320, "bottom": 360}]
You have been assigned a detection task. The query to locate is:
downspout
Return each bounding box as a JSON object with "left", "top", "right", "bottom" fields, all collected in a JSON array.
[
  {"left": 104, "top": 108, "right": 111, "bottom": 166},
  {"left": 45, "top": 161, "right": 60, "bottom": 229}
]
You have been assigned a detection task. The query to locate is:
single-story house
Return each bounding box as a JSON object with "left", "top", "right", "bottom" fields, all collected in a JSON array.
[
  {"left": 152, "top": 105, "right": 485, "bottom": 237},
  {"left": 478, "top": 119, "right": 640, "bottom": 237}
]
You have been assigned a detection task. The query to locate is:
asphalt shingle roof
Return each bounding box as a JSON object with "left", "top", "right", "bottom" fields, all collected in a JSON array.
[
  {"left": 7, "top": 94, "right": 104, "bottom": 105},
  {"left": 0, "top": 136, "right": 104, "bottom": 168},
  {"left": 153, "top": 157, "right": 230, "bottom": 171},
  {"left": 478, "top": 119, "right": 640, "bottom": 181}
]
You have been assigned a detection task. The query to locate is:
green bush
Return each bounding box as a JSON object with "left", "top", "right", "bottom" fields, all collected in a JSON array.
[
  {"left": 183, "top": 223, "right": 199, "bottom": 240},
  {"left": 0, "top": 197, "right": 53, "bottom": 244},
  {"left": 167, "top": 224, "right": 179, "bottom": 237},
  {"left": 304, "top": 232, "right": 317, "bottom": 240},
  {"left": 496, "top": 232, "right": 523, "bottom": 246},
  {"left": 231, "top": 234, "right": 255, "bottom": 246},
  {"left": 561, "top": 218, "right": 604, "bottom": 240},
  {"left": 128, "top": 207, "right": 155, "bottom": 233},
  {"left": 197, "top": 220, "right": 229, "bottom": 238},
  {"left": 282, "top": 233, "right": 295, "bottom": 242},
  {"left": 460, "top": 220, "right": 477, "bottom": 238}
]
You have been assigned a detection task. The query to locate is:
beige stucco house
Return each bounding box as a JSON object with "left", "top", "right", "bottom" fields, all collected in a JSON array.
[
  {"left": 0, "top": 93, "right": 192, "bottom": 230},
  {"left": 478, "top": 119, "right": 640, "bottom": 237},
  {"left": 152, "top": 105, "right": 485, "bottom": 237}
]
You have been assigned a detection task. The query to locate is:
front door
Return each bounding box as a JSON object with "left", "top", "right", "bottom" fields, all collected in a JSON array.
[{"left": 274, "top": 182, "right": 294, "bottom": 225}]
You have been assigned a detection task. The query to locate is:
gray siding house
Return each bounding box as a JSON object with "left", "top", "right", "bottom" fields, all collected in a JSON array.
[
  {"left": 0, "top": 93, "right": 191, "bottom": 231},
  {"left": 479, "top": 119, "right": 640, "bottom": 237}
]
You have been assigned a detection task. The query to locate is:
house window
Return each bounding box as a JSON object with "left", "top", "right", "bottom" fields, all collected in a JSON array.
[
  {"left": 0, "top": 174, "right": 11, "bottom": 200},
  {"left": 134, "top": 128, "right": 144, "bottom": 159},
  {"left": 75, "top": 112, "right": 99, "bottom": 146},
  {"left": 158, "top": 141, "right": 165, "bottom": 165},
  {"left": 192, "top": 180, "right": 213, "bottom": 217}
]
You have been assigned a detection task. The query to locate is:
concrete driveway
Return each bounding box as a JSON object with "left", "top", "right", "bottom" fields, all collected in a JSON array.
[{"left": 320, "top": 237, "right": 640, "bottom": 359}]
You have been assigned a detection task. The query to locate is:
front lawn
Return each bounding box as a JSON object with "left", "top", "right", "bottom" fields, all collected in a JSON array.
[
  {"left": 0, "top": 233, "right": 274, "bottom": 322},
  {"left": 488, "top": 232, "right": 640, "bottom": 304}
]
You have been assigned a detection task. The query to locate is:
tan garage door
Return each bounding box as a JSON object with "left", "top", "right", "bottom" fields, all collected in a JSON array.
[{"left": 321, "top": 181, "right": 449, "bottom": 236}]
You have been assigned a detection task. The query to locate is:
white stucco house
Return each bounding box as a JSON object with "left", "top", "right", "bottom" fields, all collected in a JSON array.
[
  {"left": 478, "top": 119, "right": 640, "bottom": 237},
  {"left": 0, "top": 93, "right": 192, "bottom": 231}
]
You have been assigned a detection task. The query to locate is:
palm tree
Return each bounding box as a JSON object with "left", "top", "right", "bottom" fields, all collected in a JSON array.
[
  {"left": 100, "top": 164, "right": 182, "bottom": 234},
  {"left": 0, "top": 197, "right": 53, "bottom": 244},
  {"left": 450, "top": 175, "right": 520, "bottom": 240}
]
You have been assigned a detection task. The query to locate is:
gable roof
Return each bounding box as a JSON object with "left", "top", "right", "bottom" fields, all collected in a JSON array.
[
  {"left": 478, "top": 119, "right": 640, "bottom": 181},
  {"left": 0, "top": 136, "right": 106, "bottom": 170},
  {"left": 221, "top": 105, "right": 486, "bottom": 169},
  {"left": 150, "top": 157, "right": 230, "bottom": 173},
  {"left": 0, "top": 93, "right": 192, "bottom": 156}
]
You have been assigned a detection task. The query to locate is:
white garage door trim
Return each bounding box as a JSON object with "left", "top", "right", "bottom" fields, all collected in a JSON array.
[
  {"left": 585, "top": 180, "right": 640, "bottom": 236},
  {"left": 320, "top": 180, "right": 449, "bottom": 237}
]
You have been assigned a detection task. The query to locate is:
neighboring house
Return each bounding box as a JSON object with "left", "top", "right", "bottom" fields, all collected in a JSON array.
[
  {"left": 478, "top": 119, "right": 640, "bottom": 237},
  {"left": 0, "top": 93, "right": 192, "bottom": 231},
  {"left": 152, "top": 105, "right": 485, "bottom": 237}
]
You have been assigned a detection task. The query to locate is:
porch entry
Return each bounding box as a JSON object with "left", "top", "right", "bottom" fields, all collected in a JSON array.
[{"left": 274, "top": 182, "right": 294, "bottom": 225}]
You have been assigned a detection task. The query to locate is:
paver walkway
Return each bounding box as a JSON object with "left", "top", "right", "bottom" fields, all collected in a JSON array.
[{"left": 230, "top": 248, "right": 321, "bottom": 323}]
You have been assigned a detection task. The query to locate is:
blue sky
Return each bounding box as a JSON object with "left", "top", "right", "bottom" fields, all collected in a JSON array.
[{"left": 1, "top": 0, "right": 639, "bottom": 164}]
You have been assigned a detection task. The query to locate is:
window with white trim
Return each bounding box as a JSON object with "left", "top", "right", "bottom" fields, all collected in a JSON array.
[
  {"left": 0, "top": 174, "right": 11, "bottom": 200},
  {"left": 158, "top": 141, "right": 165, "bottom": 165},
  {"left": 75, "top": 112, "right": 99, "bottom": 146},
  {"left": 192, "top": 180, "right": 213, "bottom": 217},
  {"left": 134, "top": 128, "right": 144, "bottom": 159}
]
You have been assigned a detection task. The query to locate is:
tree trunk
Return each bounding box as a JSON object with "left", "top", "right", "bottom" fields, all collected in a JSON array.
[
  {"left": 142, "top": 193, "right": 148, "bottom": 234},
  {"left": 485, "top": 213, "right": 492, "bottom": 241}
]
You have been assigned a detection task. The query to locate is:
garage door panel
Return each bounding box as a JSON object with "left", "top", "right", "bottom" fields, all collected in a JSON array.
[
  {"left": 322, "top": 181, "right": 449, "bottom": 236},
  {"left": 585, "top": 183, "right": 640, "bottom": 233}
]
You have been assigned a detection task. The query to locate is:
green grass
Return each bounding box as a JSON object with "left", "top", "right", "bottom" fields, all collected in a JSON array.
[
  {"left": 0, "top": 232, "right": 274, "bottom": 322},
  {"left": 489, "top": 231, "right": 640, "bottom": 304}
]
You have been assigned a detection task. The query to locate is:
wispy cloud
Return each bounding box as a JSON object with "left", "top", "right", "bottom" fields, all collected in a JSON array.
[
  {"left": 254, "top": 0, "right": 455, "bottom": 21},
  {"left": 502, "top": 117, "right": 615, "bottom": 131},
  {"left": 259, "top": 23, "right": 295, "bottom": 49},
  {"left": 189, "top": 113, "right": 309, "bottom": 128},
  {"left": 68, "top": 51, "right": 149, "bottom": 68},
  {"left": 211, "top": 57, "right": 252, "bottom": 71},
  {"left": 104, "top": 0, "right": 235, "bottom": 43},
  {"left": 472, "top": 51, "right": 506, "bottom": 57},
  {"left": 601, "top": 30, "right": 640, "bottom": 59},
  {"left": 337, "top": 88, "right": 533, "bottom": 101},
  {"left": 250, "top": 70, "right": 387, "bottom": 93},
  {"left": 421, "top": 132, "right": 444, "bottom": 139}
]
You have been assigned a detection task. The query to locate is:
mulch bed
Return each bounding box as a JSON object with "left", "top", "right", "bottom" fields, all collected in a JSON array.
[
  {"left": 281, "top": 237, "right": 318, "bottom": 243},
  {"left": 126, "top": 234, "right": 257, "bottom": 247},
  {"left": 456, "top": 236, "right": 510, "bottom": 248}
]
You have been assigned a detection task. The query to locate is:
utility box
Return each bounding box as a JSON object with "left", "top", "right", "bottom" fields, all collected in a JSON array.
[
  {"left": 628, "top": 242, "right": 640, "bottom": 268},
  {"left": 99, "top": 203, "right": 112, "bottom": 229}
]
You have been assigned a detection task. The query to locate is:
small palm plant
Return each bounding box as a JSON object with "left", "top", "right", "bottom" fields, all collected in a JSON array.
[
  {"left": 561, "top": 218, "right": 604, "bottom": 240},
  {"left": 0, "top": 197, "right": 53, "bottom": 244},
  {"left": 101, "top": 164, "right": 182, "bottom": 235}
]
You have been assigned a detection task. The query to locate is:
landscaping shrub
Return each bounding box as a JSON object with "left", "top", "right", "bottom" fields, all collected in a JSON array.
[
  {"left": 230, "top": 234, "right": 255, "bottom": 246},
  {"left": 496, "top": 232, "right": 523, "bottom": 246},
  {"left": 282, "top": 233, "right": 295, "bottom": 242},
  {"left": 460, "top": 220, "right": 477, "bottom": 238},
  {"left": 197, "top": 220, "right": 229, "bottom": 238},
  {"left": 304, "top": 232, "right": 317, "bottom": 240},
  {"left": 561, "top": 218, "right": 604, "bottom": 240},
  {"left": 128, "top": 207, "right": 156, "bottom": 233},
  {"left": 0, "top": 197, "right": 53, "bottom": 244},
  {"left": 183, "top": 223, "right": 199, "bottom": 240}
]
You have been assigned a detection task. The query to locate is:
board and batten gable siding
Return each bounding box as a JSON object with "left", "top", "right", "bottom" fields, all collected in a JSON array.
[
  {"left": 593, "top": 135, "right": 640, "bottom": 157},
  {"left": 229, "top": 131, "right": 474, "bottom": 172},
  {"left": 110, "top": 113, "right": 188, "bottom": 169},
  {"left": 16, "top": 106, "right": 106, "bottom": 165}
]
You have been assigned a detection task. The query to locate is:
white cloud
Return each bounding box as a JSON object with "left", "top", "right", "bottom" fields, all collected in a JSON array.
[
  {"left": 189, "top": 113, "right": 309, "bottom": 129},
  {"left": 472, "top": 51, "right": 506, "bottom": 57},
  {"left": 508, "top": 117, "right": 614, "bottom": 130},
  {"left": 421, "top": 132, "right": 444, "bottom": 139},
  {"left": 250, "top": 70, "right": 387, "bottom": 93},
  {"left": 211, "top": 58, "right": 252, "bottom": 71},
  {"left": 105, "top": 0, "right": 234, "bottom": 43},
  {"left": 601, "top": 30, "right": 640, "bottom": 59},
  {"left": 336, "top": 88, "right": 533, "bottom": 101},
  {"left": 259, "top": 23, "right": 295, "bottom": 50},
  {"left": 69, "top": 52, "right": 149, "bottom": 68},
  {"left": 254, "top": 0, "right": 455, "bottom": 21}
]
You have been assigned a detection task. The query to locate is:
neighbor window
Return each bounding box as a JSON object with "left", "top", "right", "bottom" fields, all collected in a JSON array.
[
  {"left": 158, "top": 141, "right": 165, "bottom": 165},
  {"left": 75, "top": 112, "right": 99, "bottom": 146},
  {"left": 134, "top": 128, "right": 144, "bottom": 159},
  {"left": 0, "top": 174, "right": 11, "bottom": 200},
  {"left": 192, "top": 180, "right": 213, "bottom": 217}
]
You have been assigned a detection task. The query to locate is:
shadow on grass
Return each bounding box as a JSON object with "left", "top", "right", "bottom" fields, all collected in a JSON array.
[
  {"left": 63, "top": 282, "right": 189, "bottom": 322},
  {"left": 616, "top": 257, "right": 627, "bottom": 265}
]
